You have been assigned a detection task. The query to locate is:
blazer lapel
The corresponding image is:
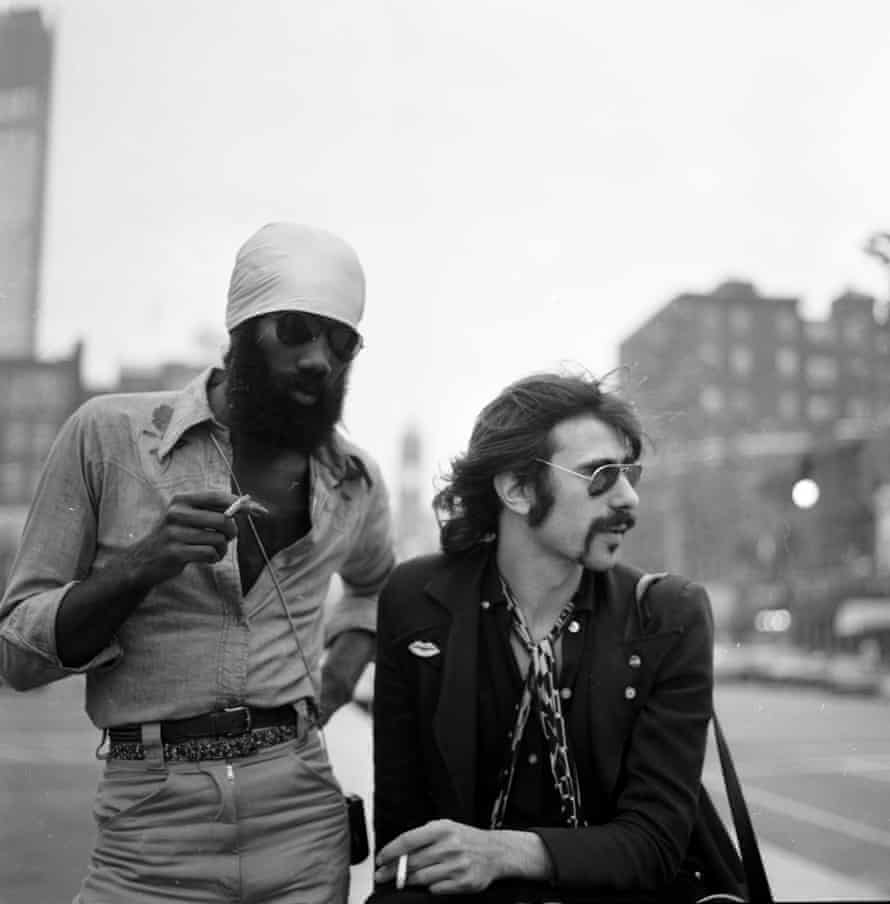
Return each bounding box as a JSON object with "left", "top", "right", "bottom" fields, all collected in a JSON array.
[{"left": 425, "top": 548, "right": 489, "bottom": 823}]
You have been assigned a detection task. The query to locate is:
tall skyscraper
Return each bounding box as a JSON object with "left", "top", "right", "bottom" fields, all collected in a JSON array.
[
  {"left": 394, "top": 424, "right": 438, "bottom": 560},
  {"left": 0, "top": 7, "right": 54, "bottom": 357}
]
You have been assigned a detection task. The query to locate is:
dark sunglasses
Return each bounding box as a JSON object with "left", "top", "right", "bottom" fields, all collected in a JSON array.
[
  {"left": 535, "top": 459, "right": 643, "bottom": 496},
  {"left": 274, "top": 312, "right": 364, "bottom": 362}
]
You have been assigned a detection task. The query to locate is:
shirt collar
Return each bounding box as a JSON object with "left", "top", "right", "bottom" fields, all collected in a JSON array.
[{"left": 156, "top": 367, "right": 220, "bottom": 460}]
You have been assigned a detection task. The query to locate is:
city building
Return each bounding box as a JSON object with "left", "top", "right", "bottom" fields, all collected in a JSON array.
[
  {"left": 618, "top": 280, "right": 890, "bottom": 632},
  {"left": 0, "top": 7, "right": 53, "bottom": 357},
  {"left": 108, "top": 361, "right": 206, "bottom": 394},
  {"left": 393, "top": 423, "right": 438, "bottom": 561},
  {"left": 0, "top": 344, "right": 85, "bottom": 587},
  {"left": 619, "top": 281, "right": 889, "bottom": 442}
]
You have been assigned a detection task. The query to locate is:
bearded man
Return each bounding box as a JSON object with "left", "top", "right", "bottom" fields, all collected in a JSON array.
[{"left": 0, "top": 223, "right": 396, "bottom": 904}]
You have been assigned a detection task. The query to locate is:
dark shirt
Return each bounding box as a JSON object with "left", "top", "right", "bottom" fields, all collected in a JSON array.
[{"left": 475, "top": 562, "right": 595, "bottom": 830}]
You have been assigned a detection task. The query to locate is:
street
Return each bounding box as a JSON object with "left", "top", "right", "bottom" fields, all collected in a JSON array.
[
  {"left": 708, "top": 683, "right": 890, "bottom": 899},
  {"left": 1, "top": 679, "right": 888, "bottom": 903}
]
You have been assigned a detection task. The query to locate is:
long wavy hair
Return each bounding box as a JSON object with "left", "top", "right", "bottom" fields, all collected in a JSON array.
[{"left": 433, "top": 371, "right": 643, "bottom": 555}]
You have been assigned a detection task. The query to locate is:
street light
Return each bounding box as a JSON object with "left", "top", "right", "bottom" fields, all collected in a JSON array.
[
  {"left": 791, "top": 477, "right": 820, "bottom": 510},
  {"left": 864, "top": 231, "right": 890, "bottom": 323},
  {"left": 791, "top": 453, "right": 820, "bottom": 509}
]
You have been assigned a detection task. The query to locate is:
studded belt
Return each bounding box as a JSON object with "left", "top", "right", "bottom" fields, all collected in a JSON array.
[{"left": 106, "top": 700, "right": 315, "bottom": 762}]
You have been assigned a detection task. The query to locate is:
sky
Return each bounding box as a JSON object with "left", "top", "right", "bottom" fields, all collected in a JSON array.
[{"left": 7, "top": 0, "right": 890, "bottom": 497}]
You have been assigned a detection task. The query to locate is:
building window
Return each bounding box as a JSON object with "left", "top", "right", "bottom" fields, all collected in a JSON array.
[
  {"left": 776, "top": 347, "right": 798, "bottom": 377},
  {"left": 700, "top": 386, "right": 723, "bottom": 413},
  {"left": 730, "top": 346, "right": 753, "bottom": 376},
  {"left": 807, "top": 395, "right": 834, "bottom": 421},
  {"left": 730, "top": 307, "right": 752, "bottom": 332},
  {"left": 806, "top": 356, "right": 838, "bottom": 384},
  {"left": 778, "top": 392, "right": 798, "bottom": 419}
]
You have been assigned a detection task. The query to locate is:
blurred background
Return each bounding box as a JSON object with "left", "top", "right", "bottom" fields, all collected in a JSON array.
[{"left": 1, "top": 1, "right": 889, "bottom": 901}]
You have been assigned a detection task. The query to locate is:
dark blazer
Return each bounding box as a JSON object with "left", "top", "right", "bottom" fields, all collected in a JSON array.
[{"left": 372, "top": 547, "right": 715, "bottom": 897}]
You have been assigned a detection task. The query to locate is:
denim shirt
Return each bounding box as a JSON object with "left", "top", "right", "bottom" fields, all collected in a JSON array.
[{"left": 0, "top": 369, "right": 396, "bottom": 727}]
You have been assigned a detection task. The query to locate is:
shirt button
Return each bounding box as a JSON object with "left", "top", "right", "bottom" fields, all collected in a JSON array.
[
  {"left": 481, "top": 600, "right": 491, "bottom": 610},
  {"left": 567, "top": 620, "right": 580, "bottom": 633},
  {"left": 527, "top": 753, "right": 539, "bottom": 765},
  {"left": 624, "top": 686, "right": 637, "bottom": 700},
  {"left": 628, "top": 654, "right": 642, "bottom": 668},
  {"left": 559, "top": 687, "right": 572, "bottom": 700}
]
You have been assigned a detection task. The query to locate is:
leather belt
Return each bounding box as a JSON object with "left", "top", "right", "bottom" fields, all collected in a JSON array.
[{"left": 108, "top": 700, "right": 313, "bottom": 746}]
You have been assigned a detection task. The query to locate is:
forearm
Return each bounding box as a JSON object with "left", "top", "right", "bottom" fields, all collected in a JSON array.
[
  {"left": 55, "top": 555, "right": 156, "bottom": 667},
  {"left": 319, "top": 628, "right": 375, "bottom": 723}
]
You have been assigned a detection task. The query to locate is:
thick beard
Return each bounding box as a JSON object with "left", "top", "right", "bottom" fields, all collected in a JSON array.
[{"left": 223, "top": 323, "right": 348, "bottom": 454}]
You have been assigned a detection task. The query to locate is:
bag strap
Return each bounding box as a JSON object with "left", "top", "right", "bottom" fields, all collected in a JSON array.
[{"left": 635, "top": 574, "right": 774, "bottom": 904}]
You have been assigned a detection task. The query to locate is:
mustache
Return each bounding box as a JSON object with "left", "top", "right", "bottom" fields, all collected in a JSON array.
[{"left": 590, "top": 511, "right": 636, "bottom": 533}]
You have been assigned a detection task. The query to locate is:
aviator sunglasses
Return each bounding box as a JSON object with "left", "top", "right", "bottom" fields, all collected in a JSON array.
[
  {"left": 273, "top": 311, "right": 364, "bottom": 362},
  {"left": 535, "top": 458, "right": 643, "bottom": 496}
]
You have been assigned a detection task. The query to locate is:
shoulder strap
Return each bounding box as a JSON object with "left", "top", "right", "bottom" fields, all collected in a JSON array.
[{"left": 635, "top": 574, "right": 775, "bottom": 904}]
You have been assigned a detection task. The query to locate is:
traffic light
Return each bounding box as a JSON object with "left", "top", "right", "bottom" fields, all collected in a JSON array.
[{"left": 791, "top": 454, "right": 820, "bottom": 509}]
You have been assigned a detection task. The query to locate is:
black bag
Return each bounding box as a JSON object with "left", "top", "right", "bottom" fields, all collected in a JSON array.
[
  {"left": 636, "top": 574, "right": 774, "bottom": 904},
  {"left": 347, "top": 792, "right": 370, "bottom": 864}
]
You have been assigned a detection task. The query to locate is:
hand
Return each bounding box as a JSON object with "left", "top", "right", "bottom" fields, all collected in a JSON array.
[
  {"left": 120, "top": 490, "right": 245, "bottom": 590},
  {"left": 375, "top": 819, "right": 505, "bottom": 895}
]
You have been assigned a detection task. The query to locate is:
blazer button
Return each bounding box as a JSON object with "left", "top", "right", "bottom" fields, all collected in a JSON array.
[
  {"left": 567, "top": 619, "right": 580, "bottom": 633},
  {"left": 559, "top": 687, "right": 572, "bottom": 700},
  {"left": 481, "top": 600, "right": 491, "bottom": 610},
  {"left": 628, "top": 653, "right": 642, "bottom": 668},
  {"left": 624, "top": 686, "right": 637, "bottom": 700}
]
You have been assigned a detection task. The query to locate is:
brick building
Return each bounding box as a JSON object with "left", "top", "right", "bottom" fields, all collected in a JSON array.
[
  {"left": 620, "top": 281, "right": 889, "bottom": 441},
  {"left": 0, "top": 345, "right": 86, "bottom": 586},
  {"left": 618, "top": 281, "right": 889, "bottom": 628}
]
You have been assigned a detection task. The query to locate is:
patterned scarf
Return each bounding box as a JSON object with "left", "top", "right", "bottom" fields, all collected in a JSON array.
[{"left": 490, "top": 577, "right": 586, "bottom": 829}]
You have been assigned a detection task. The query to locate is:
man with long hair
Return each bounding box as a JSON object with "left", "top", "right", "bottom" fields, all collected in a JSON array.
[
  {"left": 370, "top": 372, "right": 716, "bottom": 903},
  {"left": 0, "top": 223, "right": 395, "bottom": 903}
]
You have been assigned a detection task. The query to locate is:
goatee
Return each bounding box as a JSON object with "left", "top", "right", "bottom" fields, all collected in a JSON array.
[{"left": 223, "top": 322, "right": 348, "bottom": 454}]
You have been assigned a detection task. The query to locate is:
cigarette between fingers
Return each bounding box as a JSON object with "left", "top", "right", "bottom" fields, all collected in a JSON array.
[
  {"left": 395, "top": 854, "right": 408, "bottom": 890},
  {"left": 223, "top": 495, "right": 251, "bottom": 518}
]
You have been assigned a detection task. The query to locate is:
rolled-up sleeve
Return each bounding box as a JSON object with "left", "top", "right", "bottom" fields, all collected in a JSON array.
[
  {"left": 0, "top": 407, "right": 122, "bottom": 691},
  {"left": 324, "top": 459, "right": 396, "bottom": 644}
]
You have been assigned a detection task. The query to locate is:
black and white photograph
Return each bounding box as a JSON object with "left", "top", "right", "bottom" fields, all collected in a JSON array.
[{"left": 1, "top": 2, "right": 889, "bottom": 902}]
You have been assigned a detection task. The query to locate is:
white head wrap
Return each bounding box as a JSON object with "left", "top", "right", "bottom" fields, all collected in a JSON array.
[{"left": 225, "top": 223, "right": 365, "bottom": 333}]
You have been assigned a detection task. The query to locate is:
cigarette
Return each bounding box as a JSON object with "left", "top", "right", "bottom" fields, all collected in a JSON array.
[
  {"left": 395, "top": 854, "right": 408, "bottom": 890},
  {"left": 223, "top": 495, "right": 252, "bottom": 518}
]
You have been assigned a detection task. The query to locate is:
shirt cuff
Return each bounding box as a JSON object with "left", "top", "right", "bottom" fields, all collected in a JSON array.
[{"left": 0, "top": 581, "right": 124, "bottom": 688}]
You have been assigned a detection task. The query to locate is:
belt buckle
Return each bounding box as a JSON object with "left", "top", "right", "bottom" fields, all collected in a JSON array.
[{"left": 221, "top": 705, "right": 252, "bottom": 736}]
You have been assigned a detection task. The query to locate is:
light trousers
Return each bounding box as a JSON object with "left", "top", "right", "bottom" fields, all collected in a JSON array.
[{"left": 74, "top": 728, "right": 349, "bottom": 904}]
